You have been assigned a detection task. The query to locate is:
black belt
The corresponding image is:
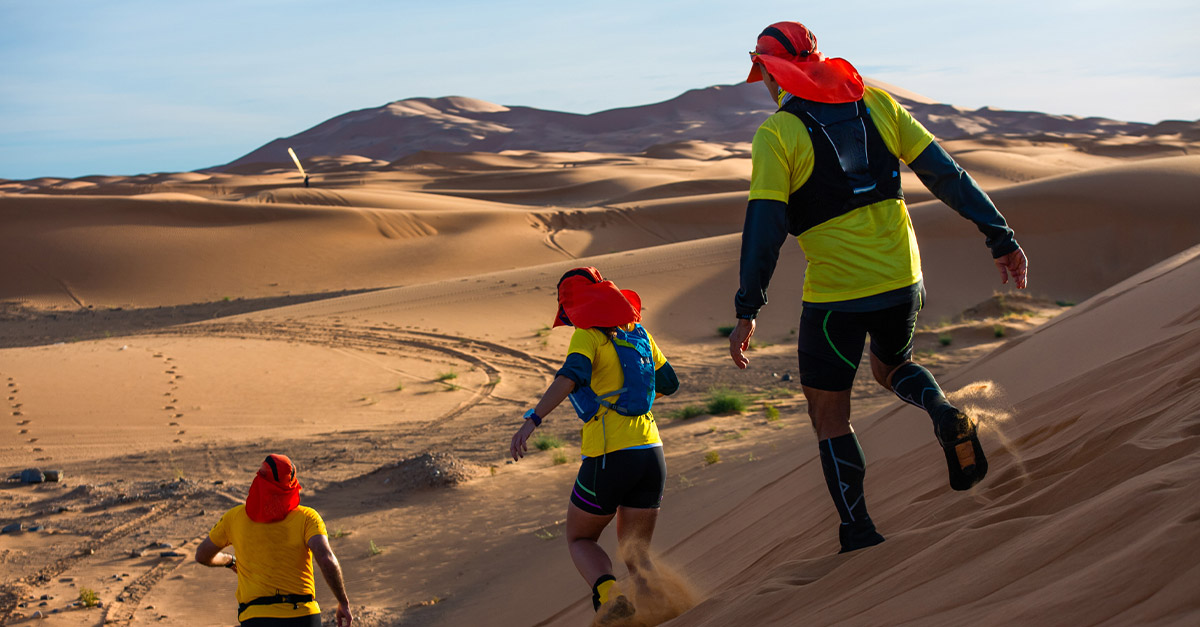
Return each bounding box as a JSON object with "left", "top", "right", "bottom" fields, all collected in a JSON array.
[{"left": 238, "top": 593, "right": 314, "bottom": 615}]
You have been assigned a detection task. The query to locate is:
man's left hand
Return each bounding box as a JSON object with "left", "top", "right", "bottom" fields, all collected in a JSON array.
[
  {"left": 729, "top": 318, "right": 756, "bottom": 369},
  {"left": 995, "top": 248, "right": 1029, "bottom": 289}
]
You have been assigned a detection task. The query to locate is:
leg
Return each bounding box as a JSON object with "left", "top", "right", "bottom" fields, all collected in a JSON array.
[
  {"left": 866, "top": 293, "right": 987, "bottom": 491},
  {"left": 615, "top": 505, "right": 659, "bottom": 589},
  {"left": 566, "top": 503, "right": 615, "bottom": 587},
  {"left": 797, "top": 308, "right": 882, "bottom": 552}
]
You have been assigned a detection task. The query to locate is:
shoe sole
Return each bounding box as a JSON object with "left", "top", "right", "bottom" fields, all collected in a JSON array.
[{"left": 937, "top": 411, "right": 988, "bottom": 491}]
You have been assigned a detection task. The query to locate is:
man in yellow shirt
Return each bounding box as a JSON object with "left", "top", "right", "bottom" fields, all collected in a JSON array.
[
  {"left": 728, "top": 22, "right": 1029, "bottom": 554},
  {"left": 195, "top": 454, "right": 352, "bottom": 626}
]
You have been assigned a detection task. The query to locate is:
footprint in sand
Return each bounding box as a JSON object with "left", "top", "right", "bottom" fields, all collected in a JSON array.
[
  {"left": 168, "top": 422, "right": 180, "bottom": 426},
  {"left": 16, "top": 420, "right": 30, "bottom": 426},
  {"left": 19, "top": 429, "right": 28, "bottom": 434},
  {"left": 164, "top": 405, "right": 175, "bottom": 410},
  {"left": 176, "top": 430, "right": 186, "bottom": 435},
  {"left": 12, "top": 411, "right": 22, "bottom": 417},
  {"left": 27, "top": 438, "right": 38, "bottom": 443}
]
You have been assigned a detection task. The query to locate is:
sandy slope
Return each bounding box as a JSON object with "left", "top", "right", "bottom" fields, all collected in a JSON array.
[{"left": 1, "top": 87, "right": 1199, "bottom": 626}]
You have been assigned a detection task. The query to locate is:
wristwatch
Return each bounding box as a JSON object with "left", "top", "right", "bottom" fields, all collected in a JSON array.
[
  {"left": 225, "top": 556, "right": 237, "bottom": 569},
  {"left": 736, "top": 312, "right": 757, "bottom": 320},
  {"left": 523, "top": 408, "right": 542, "bottom": 427}
]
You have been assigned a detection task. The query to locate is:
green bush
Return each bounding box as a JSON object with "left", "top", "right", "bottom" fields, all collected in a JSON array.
[
  {"left": 436, "top": 371, "right": 458, "bottom": 381},
  {"left": 717, "top": 325, "right": 736, "bottom": 337},
  {"left": 706, "top": 388, "right": 747, "bottom": 415},
  {"left": 938, "top": 332, "right": 953, "bottom": 346},
  {"left": 532, "top": 434, "right": 564, "bottom": 450},
  {"left": 764, "top": 404, "right": 780, "bottom": 421},
  {"left": 552, "top": 450, "right": 570, "bottom": 465},
  {"left": 704, "top": 450, "right": 721, "bottom": 465},
  {"left": 79, "top": 588, "right": 99, "bottom": 608}
]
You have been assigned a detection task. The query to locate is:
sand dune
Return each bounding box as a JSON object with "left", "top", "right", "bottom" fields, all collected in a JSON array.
[{"left": 2, "top": 80, "right": 1199, "bottom": 627}]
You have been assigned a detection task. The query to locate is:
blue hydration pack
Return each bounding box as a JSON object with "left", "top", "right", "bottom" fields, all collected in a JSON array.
[{"left": 568, "top": 324, "right": 656, "bottom": 422}]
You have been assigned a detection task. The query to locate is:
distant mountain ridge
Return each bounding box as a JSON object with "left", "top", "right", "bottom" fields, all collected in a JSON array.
[{"left": 220, "top": 80, "right": 1188, "bottom": 169}]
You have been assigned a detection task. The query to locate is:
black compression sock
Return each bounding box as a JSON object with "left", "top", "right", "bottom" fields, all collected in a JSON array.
[
  {"left": 890, "top": 362, "right": 954, "bottom": 419},
  {"left": 819, "top": 433, "right": 871, "bottom": 525}
]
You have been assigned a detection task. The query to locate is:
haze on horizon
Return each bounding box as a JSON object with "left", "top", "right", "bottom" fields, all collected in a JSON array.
[{"left": 2, "top": 0, "right": 1198, "bottom": 180}]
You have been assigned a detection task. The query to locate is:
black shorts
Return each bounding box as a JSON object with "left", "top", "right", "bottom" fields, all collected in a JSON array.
[
  {"left": 797, "top": 290, "right": 924, "bottom": 391},
  {"left": 570, "top": 446, "right": 666, "bottom": 516}
]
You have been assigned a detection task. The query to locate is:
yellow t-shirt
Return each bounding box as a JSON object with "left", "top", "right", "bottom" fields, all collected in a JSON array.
[
  {"left": 748, "top": 86, "right": 935, "bottom": 303},
  {"left": 567, "top": 326, "right": 667, "bottom": 458},
  {"left": 208, "top": 504, "right": 326, "bottom": 621}
]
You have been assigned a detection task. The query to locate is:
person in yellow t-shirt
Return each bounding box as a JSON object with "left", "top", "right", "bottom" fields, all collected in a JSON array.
[
  {"left": 510, "top": 267, "right": 680, "bottom": 623},
  {"left": 728, "top": 22, "right": 1029, "bottom": 555},
  {"left": 194, "top": 454, "right": 352, "bottom": 627}
]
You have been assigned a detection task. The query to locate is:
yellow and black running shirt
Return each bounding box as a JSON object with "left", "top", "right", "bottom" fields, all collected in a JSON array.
[
  {"left": 749, "top": 86, "right": 935, "bottom": 303},
  {"left": 567, "top": 326, "right": 667, "bottom": 458}
]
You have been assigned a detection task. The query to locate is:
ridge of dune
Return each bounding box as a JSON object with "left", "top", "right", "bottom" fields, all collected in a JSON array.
[{"left": 220, "top": 81, "right": 1191, "bottom": 170}]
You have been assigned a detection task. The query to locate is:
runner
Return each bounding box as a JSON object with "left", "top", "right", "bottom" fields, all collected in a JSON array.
[
  {"left": 728, "top": 21, "right": 1029, "bottom": 553},
  {"left": 194, "top": 454, "right": 353, "bottom": 626},
  {"left": 510, "top": 267, "right": 680, "bottom": 622}
]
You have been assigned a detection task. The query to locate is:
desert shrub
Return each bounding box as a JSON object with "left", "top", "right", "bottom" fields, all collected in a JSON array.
[
  {"left": 532, "top": 434, "right": 564, "bottom": 450},
  {"left": 706, "top": 388, "right": 747, "bottom": 415}
]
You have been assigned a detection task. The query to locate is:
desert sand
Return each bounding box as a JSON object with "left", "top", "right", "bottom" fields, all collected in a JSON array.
[{"left": 2, "top": 80, "right": 1199, "bottom": 626}]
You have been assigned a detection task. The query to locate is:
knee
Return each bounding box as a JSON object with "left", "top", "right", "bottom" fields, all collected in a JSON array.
[{"left": 871, "top": 359, "right": 908, "bottom": 390}]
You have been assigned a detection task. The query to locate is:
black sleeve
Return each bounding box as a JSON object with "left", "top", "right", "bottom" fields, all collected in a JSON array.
[
  {"left": 554, "top": 352, "right": 591, "bottom": 392},
  {"left": 734, "top": 198, "right": 791, "bottom": 318},
  {"left": 908, "top": 141, "right": 1020, "bottom": 258},
  {"left": 654, "top": 361, "right": 679, "bottom": 396}
]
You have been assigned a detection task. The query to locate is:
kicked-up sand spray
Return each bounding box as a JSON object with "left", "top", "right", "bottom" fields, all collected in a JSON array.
[
  {"left": 948, "top": 380, "right": 1029, "bottom": 486},
  {"left": 591, "top": 539, "right": 699, "bottom": 627}
]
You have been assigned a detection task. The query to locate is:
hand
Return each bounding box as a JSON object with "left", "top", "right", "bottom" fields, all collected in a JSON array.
[
  {"left": 994, "top": 248, "right": 1029, "bottom": 289},
  {"left": 729, "top": 318, "right": 756, "bottom": 369},
  {"left": 510, "top": 419, "right": 537, "bottom": 461},
  {"left": 336, "top": 602, "right": 353, "bottom": 627}
]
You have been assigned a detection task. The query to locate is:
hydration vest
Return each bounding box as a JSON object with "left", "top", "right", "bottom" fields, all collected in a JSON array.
[
  {"left": 780, "top": 97, "right": 904, "bottom": 236},
  {"left": 568, "top": 324, "right": 656, "bottom": 422}
]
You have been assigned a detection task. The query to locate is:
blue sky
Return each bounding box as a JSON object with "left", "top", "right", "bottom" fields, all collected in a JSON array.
[{"left": 2, "top": 0, "right": 1198, "bottom": 179}]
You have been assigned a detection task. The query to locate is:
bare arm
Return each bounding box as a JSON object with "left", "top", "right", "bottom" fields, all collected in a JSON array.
[
  {"left": 194, "top": 537, "right": 235, "bottom": 569},
  {"left": 308, "top": 534, "right": 352, "bottom": 627},
  {"left": 510, "top": 375, "right": 575, "bottom": 461}
]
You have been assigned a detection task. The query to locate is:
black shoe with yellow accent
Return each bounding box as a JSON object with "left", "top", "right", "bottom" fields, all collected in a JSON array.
[{"left": 934, "top": 407, "right": 988, "bottom": 491}]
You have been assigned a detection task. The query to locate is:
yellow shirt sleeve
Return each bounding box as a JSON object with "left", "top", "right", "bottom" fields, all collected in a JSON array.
[
  {"left": 209, "top": 508, "right": 233, "bottom": 546},
  {"left": 302, "top": 507, "right": 327, "bottom": 543},
  {"left": 566, "top": 327, "right": 601, "bottom": 360},
  {"left": 865, "top": 87, "right": 935, "bottom": 163},
  {"left": 645, "top": 329, "right": 667, "bottom": 369},
  {"left": 748, "top": 117, "right": 794, "bottom": 203}
]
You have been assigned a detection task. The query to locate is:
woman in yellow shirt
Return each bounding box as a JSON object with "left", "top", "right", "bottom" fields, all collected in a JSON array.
[{"left": 510, "top": 267, "right": 679, "bottom": 622}]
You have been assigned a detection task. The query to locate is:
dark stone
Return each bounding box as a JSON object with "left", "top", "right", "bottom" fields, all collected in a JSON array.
[
  {"left": 1, "top": 522, "right": 24, "bottom": 534},
  {"left": 781, "top": 373, "right": 793, "bottom": 382},
  {"left": 19, "top": 468, "right": 44, "bottom": 484},
  {"left": 27, "top": 524, "right": 44, "bottom": 532},
  {"left": 159, "top": 551, "right": 185, "bottom": 558},
  {"left": 43, "top": 469, "right": 63, "bottom": 482}
]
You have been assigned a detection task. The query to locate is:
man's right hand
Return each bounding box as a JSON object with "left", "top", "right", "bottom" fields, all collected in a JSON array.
[
  {"left": 994, "top": 248, "right": 1029, "bottom": 289},
  {"left": 729, "top": 318, "right": 756, "bottom": 369},
  {"left": 336, "top": 601, "right": 353, "bottom": 627}
]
